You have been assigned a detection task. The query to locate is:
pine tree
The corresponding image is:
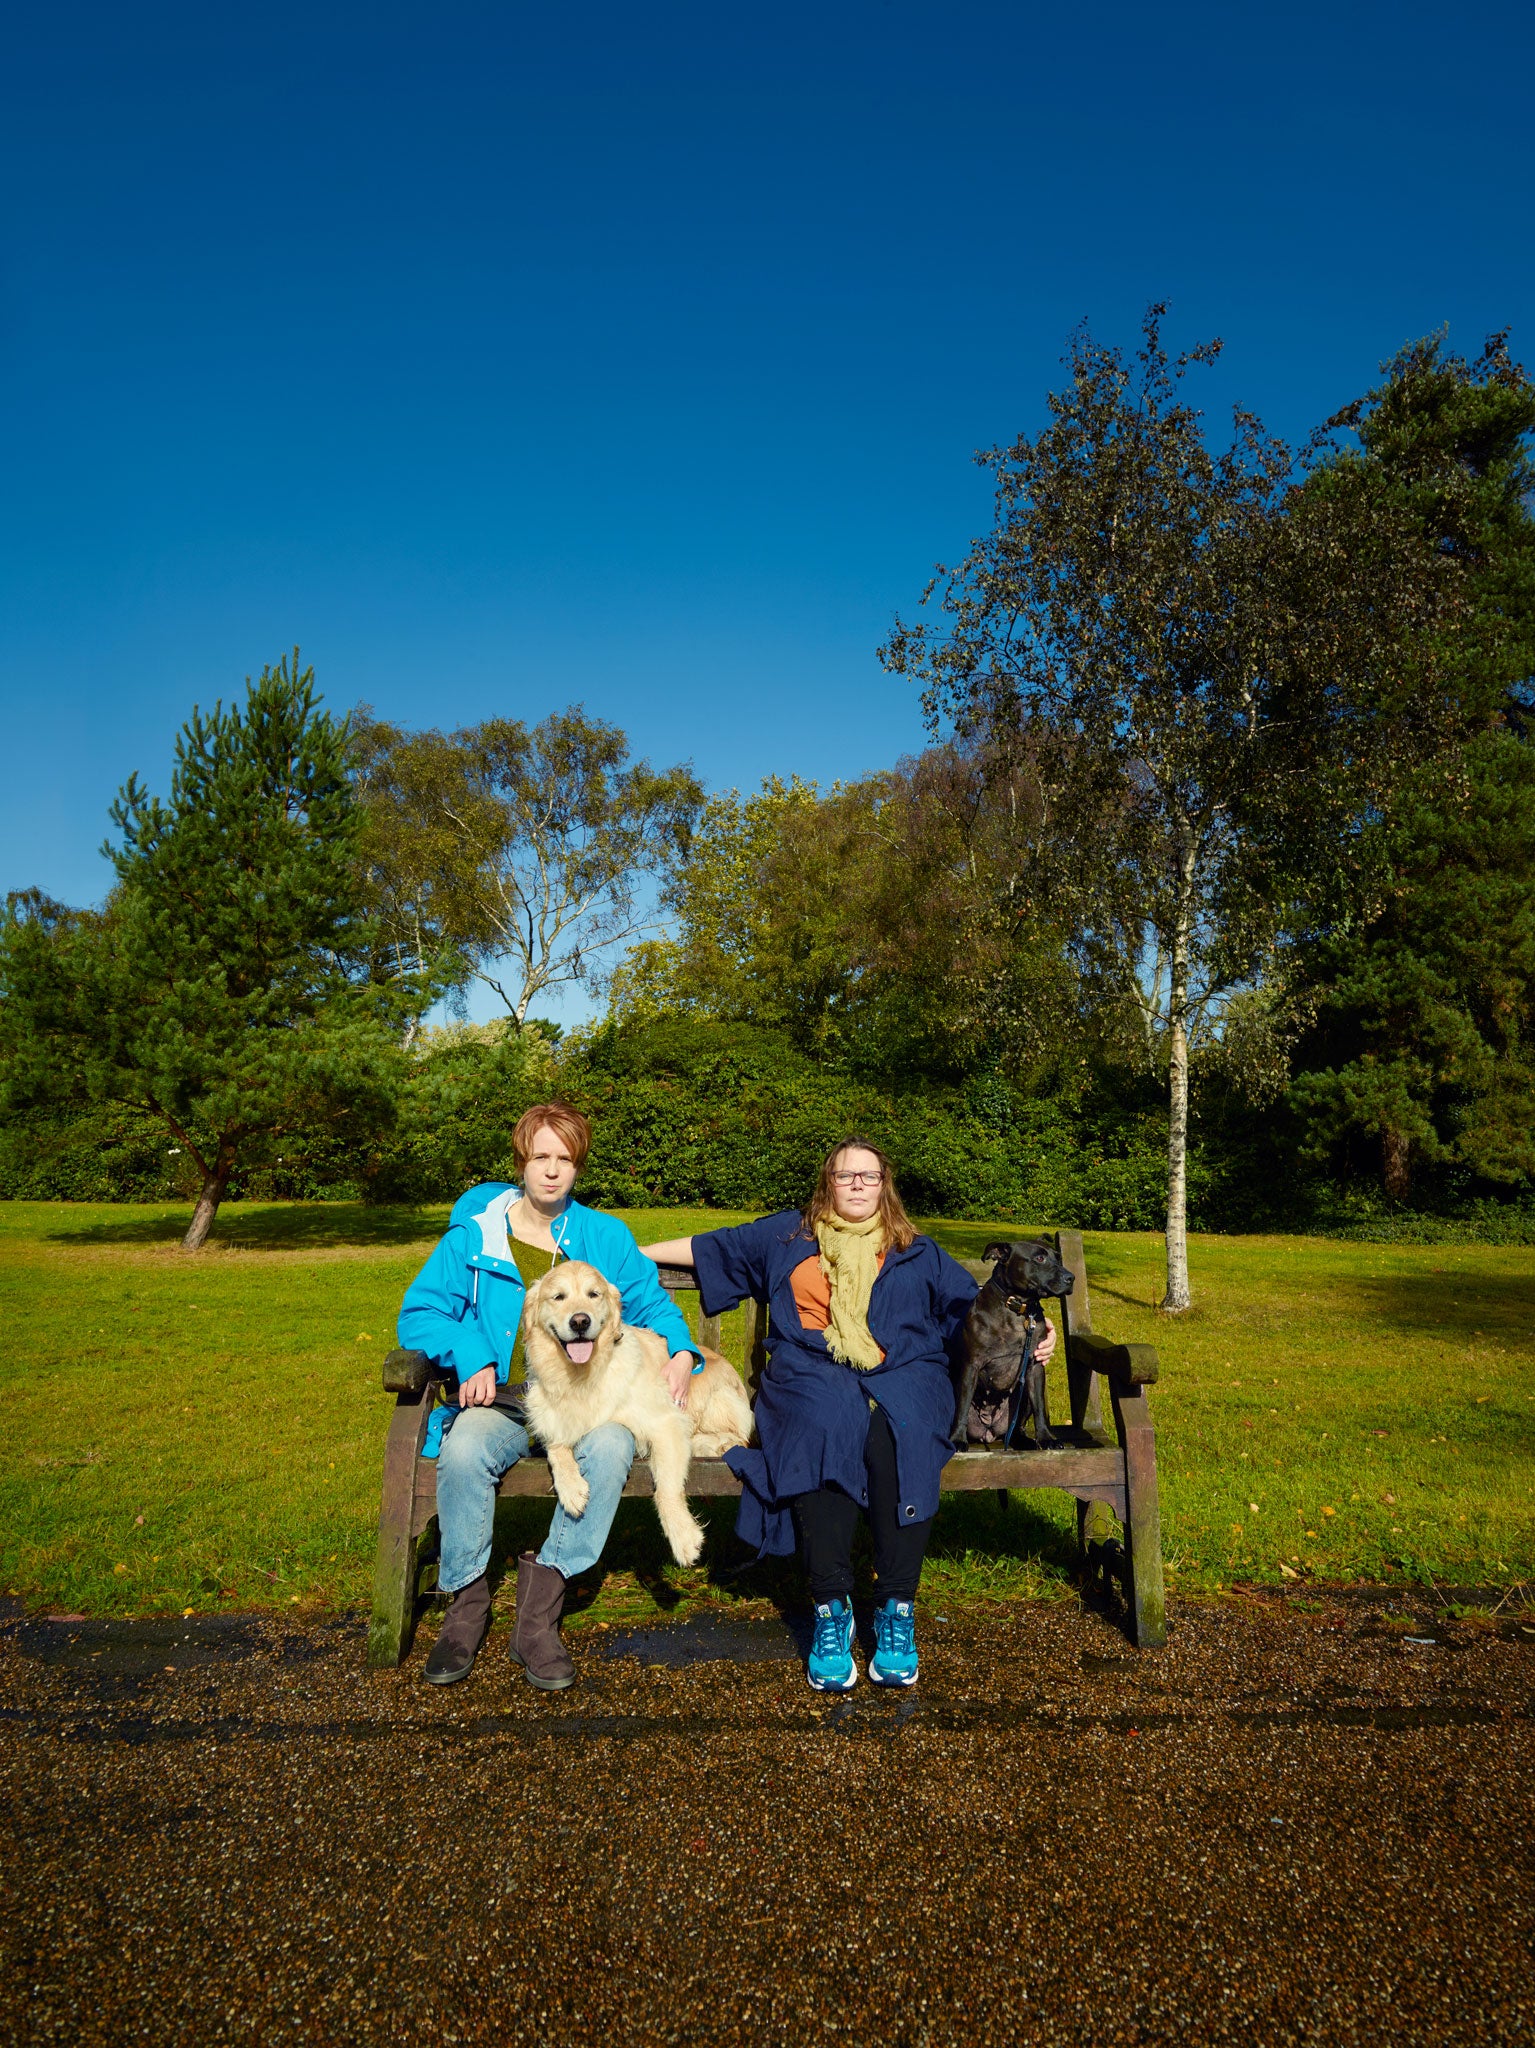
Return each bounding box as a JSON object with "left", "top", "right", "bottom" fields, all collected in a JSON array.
[
  {"left": 1285, "top": 336, "right": 1535, "bottom": 1199},
  {"left": 1, "top": 653, "right": 417, "bottom": 1247}
]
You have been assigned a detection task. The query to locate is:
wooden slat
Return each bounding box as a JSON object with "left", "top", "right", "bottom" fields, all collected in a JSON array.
[
  {"left": 409, "top": 1443, "right": 1128, "bottom": 1516},
  {"left": 1071, "top": 1330, "right": 1159, "bottom": 1386},
  {"left": 1056, "top": 1229, "right": 1092, "bottom": 1334},
  {"left": 941, "top": 1446, "right": 1125, "bottom": 1495},
  {"left": 654, "top": 1264, "right": 699, "bottom": 1292},
  {"left": 368, "top": 1389, "right": 435, "bottom": 1667},
  {"left": 743, "top": 1294, "right": 769, "bottom": 1394},
  {"left": 1057, "top": 1228, "right": 1105, "bottom": 1436},
  {"left": 1112, "top": 1383, "right": 1167, "bottom": 1649}
]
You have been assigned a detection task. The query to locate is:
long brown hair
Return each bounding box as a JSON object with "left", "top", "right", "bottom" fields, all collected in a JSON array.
[{"left": 802, "top": 1136, "right": 916, "bottom": 1252}]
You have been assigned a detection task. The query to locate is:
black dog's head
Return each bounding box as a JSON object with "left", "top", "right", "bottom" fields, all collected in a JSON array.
[{"left": 982, "top": 1239, "right": 1075, "bottom": 1301}]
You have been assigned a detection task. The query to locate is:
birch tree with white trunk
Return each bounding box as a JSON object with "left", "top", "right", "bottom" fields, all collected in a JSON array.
[{"left": 882, "top": 309, "right": 1460, "bottom": 1310}]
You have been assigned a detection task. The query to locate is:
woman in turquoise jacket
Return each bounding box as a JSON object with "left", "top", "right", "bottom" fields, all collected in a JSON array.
[{"left": 397, "top": 1102, "right": 698, "bottom": 1690}]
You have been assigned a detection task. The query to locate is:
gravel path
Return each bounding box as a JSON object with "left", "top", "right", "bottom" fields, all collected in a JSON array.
[{"left": 3, "top": 1592, "right": 1532, "bottom": 2045}]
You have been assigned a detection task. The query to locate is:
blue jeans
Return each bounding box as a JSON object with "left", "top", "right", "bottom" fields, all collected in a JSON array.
[{"left": 434, "top": 1407, "right": 636, "bottom": 1594}]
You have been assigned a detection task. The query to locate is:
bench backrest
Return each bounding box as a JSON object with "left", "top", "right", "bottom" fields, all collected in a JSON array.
[{"left": 651, "top": 1229, "right": 1101, "bottom": 1425}]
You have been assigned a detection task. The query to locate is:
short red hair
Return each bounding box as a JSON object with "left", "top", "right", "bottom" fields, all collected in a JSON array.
[{"left": 512, "top": 1102, "right": 592, "bottom": 1174}]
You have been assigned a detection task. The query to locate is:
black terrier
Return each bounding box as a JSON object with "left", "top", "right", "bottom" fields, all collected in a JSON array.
[{"left": 952, "top": 1239, "right": 1075, "bottom": 1450}]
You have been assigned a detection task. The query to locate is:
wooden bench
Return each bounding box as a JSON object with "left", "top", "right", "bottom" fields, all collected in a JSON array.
[{"left": 368, "top": 1228, "right": 1165, "bottom": 1666}]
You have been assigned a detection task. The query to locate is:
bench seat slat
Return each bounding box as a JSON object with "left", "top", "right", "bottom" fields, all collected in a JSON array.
[{"left": 407, "top": 1444, "right": 1129, "bottom": 1520}]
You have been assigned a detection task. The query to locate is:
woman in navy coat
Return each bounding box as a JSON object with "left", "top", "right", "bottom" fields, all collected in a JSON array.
[{"left": 643, "top": 1137, "right": 1006, "bottom": 1693}]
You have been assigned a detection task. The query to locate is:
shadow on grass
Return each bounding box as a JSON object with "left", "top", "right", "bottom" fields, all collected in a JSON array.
[
  {"left": 1337, "top": 1271, "right": 1535, "bottom": 1354},
  {"left": 46, "top": 1203, "right": 448, "bottom": 1253},
  {"left": 926, "top": 1488, "right": 1082, "bottom": 1576}
]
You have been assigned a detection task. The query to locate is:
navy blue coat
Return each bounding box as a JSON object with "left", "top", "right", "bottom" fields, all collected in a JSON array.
[{"left": 693, "top": 1210, "right": 979, "bottom": 1557}]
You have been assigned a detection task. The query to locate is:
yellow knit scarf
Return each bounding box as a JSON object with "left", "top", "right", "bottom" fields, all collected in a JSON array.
[{"left": 814, "top": 1211, "right": 885, "bottom": 1372}]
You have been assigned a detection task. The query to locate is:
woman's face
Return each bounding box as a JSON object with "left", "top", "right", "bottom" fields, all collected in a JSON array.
[
  {"left": 829, "top": 1145, "right": 886, "bottom": 1224},
  {"left": 521, "top": 1126, "right": 579, "bottom": 1209}
]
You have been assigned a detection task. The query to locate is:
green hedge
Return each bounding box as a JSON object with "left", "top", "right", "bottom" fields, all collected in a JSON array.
[{"left": 5, "top": 1015, "right": 1533, "bottom": 1237}]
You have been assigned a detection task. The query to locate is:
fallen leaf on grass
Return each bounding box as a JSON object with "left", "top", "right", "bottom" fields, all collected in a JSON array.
[
  {"left": 1381, "top": 1492, "right": 1397, "bottom": 1505},
  {"left": 1322, "top": 1506, "right": 1336, "bottom": 1518},
  {"left": 1279, "top": 1564, "right": 1299, "bottom": 1580},
  {"left": 112, "top": 1562, "right": 127, "bottom": 1575},
  {"left": 1476, "top": 1395, "right": 1490, "bottom": 1404}
]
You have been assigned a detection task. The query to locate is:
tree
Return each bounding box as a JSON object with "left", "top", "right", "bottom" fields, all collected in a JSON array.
[
  {"left": 0, "top": 654, "right": 411, "bottom": 1249},
  {"left": 349, "top": 708, "right": 478, "bottom": 1035},
  {"left": 1286, "top": 730, "right": 1535, "bottom": 1198},
  {"left": 1281, "top": 334, "right": 1535, "bottom": 1198},
  {"left": 882, "top": 309, "right": 1465, "bottom": 1309},
  {"left": 610, "top": 747, "right": 1081, "bottom": 1086},
  {"left": 353, "top": 708, "right": 703, "bottom": 1027}
]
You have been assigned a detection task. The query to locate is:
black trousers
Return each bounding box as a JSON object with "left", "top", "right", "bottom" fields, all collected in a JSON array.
[{"left": 791, "top": 1407, "right": 933, "bottom": 1605}]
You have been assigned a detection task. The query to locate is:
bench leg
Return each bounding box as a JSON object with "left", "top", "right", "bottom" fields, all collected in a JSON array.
[
  {"left": 1113, "top": 1388, "right": 1167, "bottom": 1649},
  {"left": 368, "top": 1392, "right": 432, "bottom": 1669}
]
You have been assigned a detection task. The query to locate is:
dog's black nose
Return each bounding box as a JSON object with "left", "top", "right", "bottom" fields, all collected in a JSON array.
[{"left": 568, "top": 1313, "right": 591, "bottom": 1336}]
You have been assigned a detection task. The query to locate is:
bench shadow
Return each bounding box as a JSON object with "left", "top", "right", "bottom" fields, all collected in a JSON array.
[
  {"left": 46, "top": 1203, "right": 447, "bottom": 1252},
  {"left": 477, "top": 1487, "right": 1112, "bottom": 1649},
  {"left": 927, "top": 1489, "right": 1083, "bottom": 1576}
]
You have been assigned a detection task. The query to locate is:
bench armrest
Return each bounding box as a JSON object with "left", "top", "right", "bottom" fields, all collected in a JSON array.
[
  {"left": 382, "top": 1348, "right": 445, "bottom": 1396},
  {"left": 1068, "top": 1332, "right": 1159, "bottom": 1386}
]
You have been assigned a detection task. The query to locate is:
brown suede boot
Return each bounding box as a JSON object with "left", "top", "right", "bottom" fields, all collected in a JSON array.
[
  {"left": 422, "top": 1574, "right": 491, "bottom": 1685},
  {"left": 509, "top": 1552, "right": 576, "bottom": 1690}
]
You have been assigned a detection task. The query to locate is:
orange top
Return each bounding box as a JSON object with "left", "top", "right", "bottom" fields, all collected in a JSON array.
[{"left": 789, "top": 1252, "right": 888, "bottom": 1362}]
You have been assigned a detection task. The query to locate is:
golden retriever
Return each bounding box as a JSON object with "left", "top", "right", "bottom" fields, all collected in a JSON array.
[{"left": 521, "top": 1260, "right": 754, "bottom": 1567}]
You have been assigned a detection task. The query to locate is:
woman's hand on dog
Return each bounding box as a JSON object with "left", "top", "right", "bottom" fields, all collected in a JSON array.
[
  {"left": 663, "top": 1352, "right": 694, "bottom": 1409},
  {"left": 458, "top": 1366, "right": 499, "bottom": 1408},
  {"left": 1037, "top": 1320, "right": 1058, "bottom": 1367}
]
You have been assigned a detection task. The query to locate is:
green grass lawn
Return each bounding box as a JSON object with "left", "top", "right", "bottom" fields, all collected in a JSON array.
[{"left": 2, "top": 1199, "right": 1532, "bottom": 1623}]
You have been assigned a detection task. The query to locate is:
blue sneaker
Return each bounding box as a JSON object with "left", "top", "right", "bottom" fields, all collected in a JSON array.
[
  {"left": 869, "top": 1598, "right": 919, "bottom": 1687},
  {"left": 806, "top": 1599, "right": 858, "bottom": 1692}
]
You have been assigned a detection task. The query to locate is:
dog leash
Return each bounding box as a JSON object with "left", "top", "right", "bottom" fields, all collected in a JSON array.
[{"left": 1001, "top": 1292, "right": 1041, "bottom": 1451}]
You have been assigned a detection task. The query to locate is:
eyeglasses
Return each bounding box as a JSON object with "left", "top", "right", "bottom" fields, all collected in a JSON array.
[{"left": 831, "top": 1170, "right": 884, "bottom": 1187}]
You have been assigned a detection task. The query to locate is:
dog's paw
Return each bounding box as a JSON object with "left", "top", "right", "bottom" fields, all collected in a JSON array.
[
  {"left": 557, "top": 1475, "right": 591, "bottom": 1517},
  {"left": 668, "top": 1517, "right": 705, "bottom": 1568}
]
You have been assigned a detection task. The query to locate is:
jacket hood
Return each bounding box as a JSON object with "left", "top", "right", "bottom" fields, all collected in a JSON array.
[{"left": 449, "top": 1182, "right": 577, "bottom": 1274}]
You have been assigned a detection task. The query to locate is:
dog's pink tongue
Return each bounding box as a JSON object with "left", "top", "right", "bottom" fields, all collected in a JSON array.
[{"left": 564, "top": 1338, "right": 595, "bottom": 1364}]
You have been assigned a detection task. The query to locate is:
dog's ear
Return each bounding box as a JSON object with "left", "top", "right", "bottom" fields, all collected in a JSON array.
[{"left": 981, "top": 1240, "right": 1012, "bottom": 1264}]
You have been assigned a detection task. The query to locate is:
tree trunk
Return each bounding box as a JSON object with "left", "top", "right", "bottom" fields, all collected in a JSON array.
[
  {"left": 1163, "top": 863, "right": 1194, "bottom": 1314},
  {"left": 1164, "top": 1005, "right": 1192, "bottom": 1312},
  {"left": 1381, "top": 1125, "right": 1411, "bottom": 1203},
  {"left": 182, "top": 1144, "right": 236, "bottom": 1251}
]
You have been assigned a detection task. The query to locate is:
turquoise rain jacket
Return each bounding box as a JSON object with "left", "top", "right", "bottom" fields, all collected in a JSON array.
[{"left": 397, "top": 1183, "right": 700, "bottom": 1458}]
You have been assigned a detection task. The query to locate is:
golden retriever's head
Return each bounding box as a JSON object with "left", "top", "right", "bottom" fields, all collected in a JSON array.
[{"left": 525, "top": 1260, "right": 620, "bottom": 1368}]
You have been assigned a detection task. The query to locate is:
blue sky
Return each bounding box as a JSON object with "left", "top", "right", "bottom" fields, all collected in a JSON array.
[{"left": 3, "top": 0, "right": 1531, "bottom": 1021}]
